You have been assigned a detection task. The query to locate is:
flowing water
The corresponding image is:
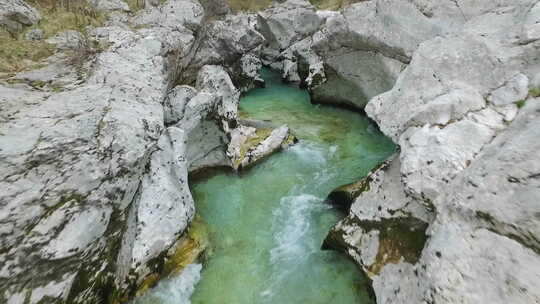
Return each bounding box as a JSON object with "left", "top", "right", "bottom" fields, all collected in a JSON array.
[{"left": 134, "top": 69, "right": 395, "bottom": 304}]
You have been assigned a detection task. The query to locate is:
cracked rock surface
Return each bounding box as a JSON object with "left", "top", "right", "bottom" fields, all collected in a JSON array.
[
  {"left": 323, "top": 0, "right": 540, "bottom": 303},
  {"left": 0, "top": 0, "right": 268, "bottom": 302},
  {"left": 1, "top": 0, "right": 540, "bottom": 303}
]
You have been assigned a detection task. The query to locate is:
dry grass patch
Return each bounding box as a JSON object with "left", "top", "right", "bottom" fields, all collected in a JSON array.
[
  {"left": 310, "top": 0, "right": 364, "bottom": 10},
  {"left": 226, "top": 0, "right": 363, "bottom": 12},
  {"left": 0, "top": 1, "right": 107, "bottom": 73},
  {"left": 228, "top": 0, "right": 272, "bottom": 12}
]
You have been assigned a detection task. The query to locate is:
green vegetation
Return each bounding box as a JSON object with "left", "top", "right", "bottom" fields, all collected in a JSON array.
[
  {"left": 228, "top": 0, "right": 272, "bottom": 12},
  {"left": 227, "top": 0, "right": 363, "bottom": 12},
  {"left": 529, "top": 87, "right": 540, "bottom": 98},
  {"left": 234, "top": 127, "right": 273, "bottom": 168},
  {"left": 0, "top": 30, "right": 55, "bottom": 73},
  {"left": 309, "top": 0, "right": 363, "bottom": 10},
  {"left": 0, "top": 1, "right": 107, "bottom": 74},
  {"left": 516, "top": 88, "right": 540, "bottom": 108}
]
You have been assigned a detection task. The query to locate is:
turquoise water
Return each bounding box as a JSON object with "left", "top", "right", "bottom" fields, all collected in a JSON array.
[{"left": 134, "top": 69, "right": 395, "bottom": 303}]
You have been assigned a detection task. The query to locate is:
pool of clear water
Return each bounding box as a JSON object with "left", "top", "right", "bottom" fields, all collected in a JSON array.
[{"left": 134, "top": 69, "right": 395, "bottom": 304}]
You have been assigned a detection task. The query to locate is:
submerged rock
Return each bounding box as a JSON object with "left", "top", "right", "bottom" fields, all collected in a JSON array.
[{"left": 229, "top": 124, "right": 296, "bottom": 170}]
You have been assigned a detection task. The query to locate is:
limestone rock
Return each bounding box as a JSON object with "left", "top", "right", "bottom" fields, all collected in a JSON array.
[
  {"left": 11, "top": 54, "right": 90, "bottom": 91},
  {"left": 163, "top": 85, "right": 197, "bottom": 125},
  {"left": 198, "top": 0, "right": 231, "bottom": 17},
  {"left": 366, "top": 35, "right": 519, "bottom": 142},
  {"left": 89, "top": 0, "right": 130, "bottom": 12},
  {"left": 0, "top": 1, "right": 211, "bottom": 302},
  {"left": 257, "top": 0, "right": 322, "bottom": 51},
  {"left": 115, "top": 127, "right": 195, "bottom": 292},
  {"left": 45, "top": 30, "right": 87, "bottom": 51},
  {"left": 134, "top": 0, "right": 204, "bottom": 31},
  {"left": 168, "top": 65, "right": 241, "bottom": 172},
  {"left": 328, "top": 1, "right": 540, "bottom": 303},
  {"left": 311, "top": 49, "right": 404, "bottom": 109},
  {"left": 196, "top": 65, "right": 240, "bottom": 127},
  {"left": 487, "top": 73, "right": 530, "bottom": 106},
  {"left": 180, "top": 14, "right": 264, "bottom": 86},
  {"left": 237, "top": 125, "right": 296, "bottom": 170},
  {"left": 236, "top": 53, "right": 264, "bottom": 92},
  {"left": 369, "top": 96, "right": 540, "bottom": 304},
  {"left": 342, "top": 1, "right": 444, "bottom": 63},
  {"left": 0, "top": 0, "right": 40, "bottom": 34}
]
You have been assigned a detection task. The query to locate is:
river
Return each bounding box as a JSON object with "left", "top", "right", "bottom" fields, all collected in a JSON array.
[{"left": 134, "top": 69, "right": 395, "bottom": 304}]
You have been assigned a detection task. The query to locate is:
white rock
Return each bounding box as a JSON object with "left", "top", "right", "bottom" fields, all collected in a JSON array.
[
  {"left": 257, "top": 0, "right": 322, "bottom": 51},
  {"left": 240, "top": 125, "right": 292, "bottom": 168},
  {"left": 163, "top": 85, "right": 197, "bottom": 125},
  {"left": 89, "top": 0, "right": 130, "bottom": 12},
  {"left": 488, "top": 73, "right": 530, "bottom": 106},
  {"left": 116, "top": 127, "right": 194, "bottom": 287},
  {"left": 0, "top": 0, "right": 40, "bottom": 34}
]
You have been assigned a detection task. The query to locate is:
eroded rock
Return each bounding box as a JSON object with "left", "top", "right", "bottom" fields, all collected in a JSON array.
[{"left": 0, "top": 0, "right": 40, "bottom": 34}]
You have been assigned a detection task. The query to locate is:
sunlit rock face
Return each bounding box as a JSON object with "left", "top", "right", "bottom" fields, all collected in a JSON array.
[{"left": 324, "top": 1, "right": 540, "bottom": 303}]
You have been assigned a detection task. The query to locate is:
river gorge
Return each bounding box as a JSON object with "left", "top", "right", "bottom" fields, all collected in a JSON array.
[
  {"left": 134, "top": 69, "right": 394, "bottom": 303},
  {"left": 1, "top": 0, "right": 539, "bottom": 303}
]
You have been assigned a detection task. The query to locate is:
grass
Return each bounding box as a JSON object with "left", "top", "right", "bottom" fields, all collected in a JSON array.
[
  {"left": 0, "top": 30, "right": 55, "bottom": 73},
  {"left": 309, "top": 0, "right": 363, "bottom": 10},
  {"left": 228, "top": 0, "right": 272, "bottom": 12},
  {"left": 514, "top": 88, "right": 540, "bottom": 109},
  {"left": 529, "top": 87, "right": 540, "bottom": 98},
  {"left": 0, "top": 1, "right": 107, "bottom": 74},
  {"left": 227, "top": 0, "right": 363, "bottom": 12}
]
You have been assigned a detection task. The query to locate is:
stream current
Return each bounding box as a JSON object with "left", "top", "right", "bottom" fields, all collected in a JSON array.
[{"left": 134, "top": 69, "right": 395, "bottom": 304}]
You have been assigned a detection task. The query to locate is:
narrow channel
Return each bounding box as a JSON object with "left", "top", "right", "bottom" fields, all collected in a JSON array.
[{"left": 134, "top": 69, "right": 395, "bottom": 303}]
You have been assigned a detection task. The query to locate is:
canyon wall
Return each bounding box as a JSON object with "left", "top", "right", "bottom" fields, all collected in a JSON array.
[{"left": 1, "top": 0, "right": 539, "bottom": 303}]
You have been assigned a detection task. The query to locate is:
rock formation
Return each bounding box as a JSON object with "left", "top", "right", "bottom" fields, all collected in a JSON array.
[
  {"left": 0, "top": 0, "right": 290, "bottom": 303},
  {"left": 1, "top": 0, "right": 539, "bottom": 303},
  {"left": 319, "top": 1, "right": 540, "bottom": 303},
  {"left": 0, "top": 0, "right": 40, "bottom": 34}
]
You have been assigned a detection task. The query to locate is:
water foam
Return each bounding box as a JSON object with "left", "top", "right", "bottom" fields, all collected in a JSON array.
[{"left": 133, "top": 264, "right": 202, "bottom": 304}]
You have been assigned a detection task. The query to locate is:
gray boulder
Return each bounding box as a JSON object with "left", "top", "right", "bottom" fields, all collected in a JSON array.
[
  {"left": 115, "top": 127, "right": 194, "bottom": 293},
  {"left": 89, "top": 0, "right": 130, "bottom": 12},
  {"left": 310, "top": 49, "right": 404, "bottom": 109},
  {"left": 45, "top": 30, "right": 87, "bottom": 51},
  {"left": 234, "top": 125, "right": 295, "bottom": 170},
  {"left": 257, "top": 0, "right": 322, "bottom": 52},
  {"left": 133, "top": 0, "right": 204, "bottom": 30},
  {"left": 163, "top": 85, "right": 198, "bottom": 125},
  {"left": 360, "top": 96, "right": 540, "bottom": 304},
  {"left": 0, "top": 0, "right": 40, "bottom": 34},
  {"left": 179, "top": 14, "right": 265, "bottom": 88}
]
